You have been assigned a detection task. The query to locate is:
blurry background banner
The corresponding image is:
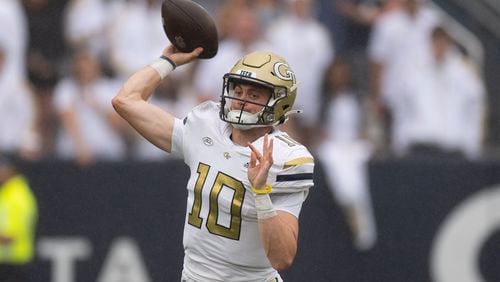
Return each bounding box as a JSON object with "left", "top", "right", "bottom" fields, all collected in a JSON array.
[{"left": 24, "top": 159, "right": 500, "bottom": 282}]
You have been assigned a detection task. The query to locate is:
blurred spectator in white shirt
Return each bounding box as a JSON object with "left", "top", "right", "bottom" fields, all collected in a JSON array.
[
  {"left": 0, "top": 44, "right": 40, "bottom": 158},
  {"left": 64, "top": 0, "right": 115, "bottom": 63},
  {"left": 317, "top": 58, "right": 376, "bottom": 251},
  {"left": 0, "top": 2, "right": 39, "bottom": 158},
  {"left": 108, "top": 0, "right": 169, "bottom": 79},
  {"left": 392, "top": 26, "right": 486, "bottom": 159},
  {"left": 53, "top": 49, "right": 127, "bottom": 166},
  {"left": 265, "top": 0, "right": 334, "bottom": 146},
  {"left": 193, "top": 2, "right": 272, "bottom": 103},
  {"left": 0, "top": 0, "right": 27, "bottom": 86},
  {"left": 368, "top": 0, "right": 439, "bottom": 149}
]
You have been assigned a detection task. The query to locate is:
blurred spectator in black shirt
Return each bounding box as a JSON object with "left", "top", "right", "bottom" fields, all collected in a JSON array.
[{"left": 23, "top": 0, "right": 69, "bottom": 157}]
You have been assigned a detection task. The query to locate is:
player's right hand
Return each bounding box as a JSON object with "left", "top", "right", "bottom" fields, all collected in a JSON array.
[
  {"left": 247, "top": 134, "right": 274, "bottom": 191},
  {"left": 162, "top": 45, "right": 203, "bottom": 67}
]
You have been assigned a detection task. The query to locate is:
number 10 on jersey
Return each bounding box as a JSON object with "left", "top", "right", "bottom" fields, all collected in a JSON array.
[{"left": 188, "top": 162, "right": 246, "bottom": 240}]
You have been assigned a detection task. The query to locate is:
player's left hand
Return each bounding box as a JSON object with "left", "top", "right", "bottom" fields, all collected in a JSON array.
[{"left": 247, "top": 134, "right": 273, "bottom": 191}]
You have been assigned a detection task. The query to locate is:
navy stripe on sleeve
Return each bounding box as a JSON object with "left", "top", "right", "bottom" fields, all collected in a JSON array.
[{"left": 276, "top": 173, "right": 314, "bottom": 182}]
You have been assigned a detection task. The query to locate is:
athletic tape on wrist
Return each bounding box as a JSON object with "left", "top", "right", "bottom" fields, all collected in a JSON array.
[
  {"left": 254, "top": 194, "right": 277, "bottom": 220},
  {"left": 160, "top": 55, "right": 177, "bottom": 69},
  {"left": 149, "top": 56, "right": 175, "bottom": 79}
]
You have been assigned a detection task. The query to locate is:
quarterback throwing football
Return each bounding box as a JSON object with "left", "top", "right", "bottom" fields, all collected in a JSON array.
[{"left": 113, "top": 45, "right": 314, "bottom": 282}]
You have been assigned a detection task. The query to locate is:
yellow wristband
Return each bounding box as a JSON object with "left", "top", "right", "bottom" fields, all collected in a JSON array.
[{"left": 251, "top": 184, "right": 272, "bottom": 195}]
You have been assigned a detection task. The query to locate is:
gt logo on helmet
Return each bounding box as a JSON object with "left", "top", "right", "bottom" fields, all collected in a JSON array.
[{"left": 273, "top": 62, "right": 296, "bottom": 84}]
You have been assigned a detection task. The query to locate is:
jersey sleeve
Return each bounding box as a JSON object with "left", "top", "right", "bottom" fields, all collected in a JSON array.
[
  {"left": 270, "top": 136, "right": 315, "bottom": 193},
  {"left": 170, "top": 117, "right": 187, "bottom": 159},
  {"left": 170, "top": 117, "right": 185, "bottom": 159},
  {"left": 169, "top": 101, "right": 219, "bottom": 162},
  {"left": 270, "top": 190, "right": 309, "bottom": 219}
]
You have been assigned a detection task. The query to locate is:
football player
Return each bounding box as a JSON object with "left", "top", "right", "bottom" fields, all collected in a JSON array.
[{"left": 112, "top": 45, "right": 314, "bottom": 282}]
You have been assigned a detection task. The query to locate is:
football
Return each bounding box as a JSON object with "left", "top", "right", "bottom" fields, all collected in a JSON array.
[{"left": 161, "top": 0, "right": 219, "bottom": 59}]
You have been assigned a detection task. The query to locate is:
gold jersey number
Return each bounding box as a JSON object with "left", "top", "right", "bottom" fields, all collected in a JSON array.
[{"left": 188, "top": 162, "right": 246, "bottom": 240}]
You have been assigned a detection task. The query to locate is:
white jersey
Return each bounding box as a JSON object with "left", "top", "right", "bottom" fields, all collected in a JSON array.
[{"left": 171, "top": 102, "right": 314, "bottom": 282}]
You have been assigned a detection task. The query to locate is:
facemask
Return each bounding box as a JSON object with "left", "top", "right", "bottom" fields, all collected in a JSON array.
[{"left": 226, "top": 109, "right": 262, "bottom": 130}]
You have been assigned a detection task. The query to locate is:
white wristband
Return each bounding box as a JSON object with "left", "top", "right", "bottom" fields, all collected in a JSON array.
[
  {"left": 254, "top": 194, "right": 277, "bottom": 220},
  {"left": 149, "top": 56, "right": 175, "bottom": 80}
]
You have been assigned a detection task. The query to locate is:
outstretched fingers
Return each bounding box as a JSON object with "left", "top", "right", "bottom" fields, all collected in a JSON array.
[
  {"left": 191, "top": 47, "right": 204, "bottom": 57},
  {"left": 249, "top": 151, "right": 257, "bottom": 168},
  {"left": 248, "top": 134, "right": 274, "bottom": 169},
  {"left": 248, "top": 142, "right": 263, "bottom": 161},
  {"left": 266, "top": 135, "right": 274, "bottom": 160}
]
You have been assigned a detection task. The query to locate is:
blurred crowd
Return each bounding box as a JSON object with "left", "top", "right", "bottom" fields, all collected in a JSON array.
[
  {"left": 0, "top": 0, "right": 488, "bottom": 253},
  {"left": 0, "top": 0, "right": 487, "bottom": 164}
]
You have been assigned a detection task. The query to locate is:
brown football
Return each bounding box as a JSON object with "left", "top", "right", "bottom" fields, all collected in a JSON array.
[{"left": 161, "top": 0, "right": 218, "bottom": 59}]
